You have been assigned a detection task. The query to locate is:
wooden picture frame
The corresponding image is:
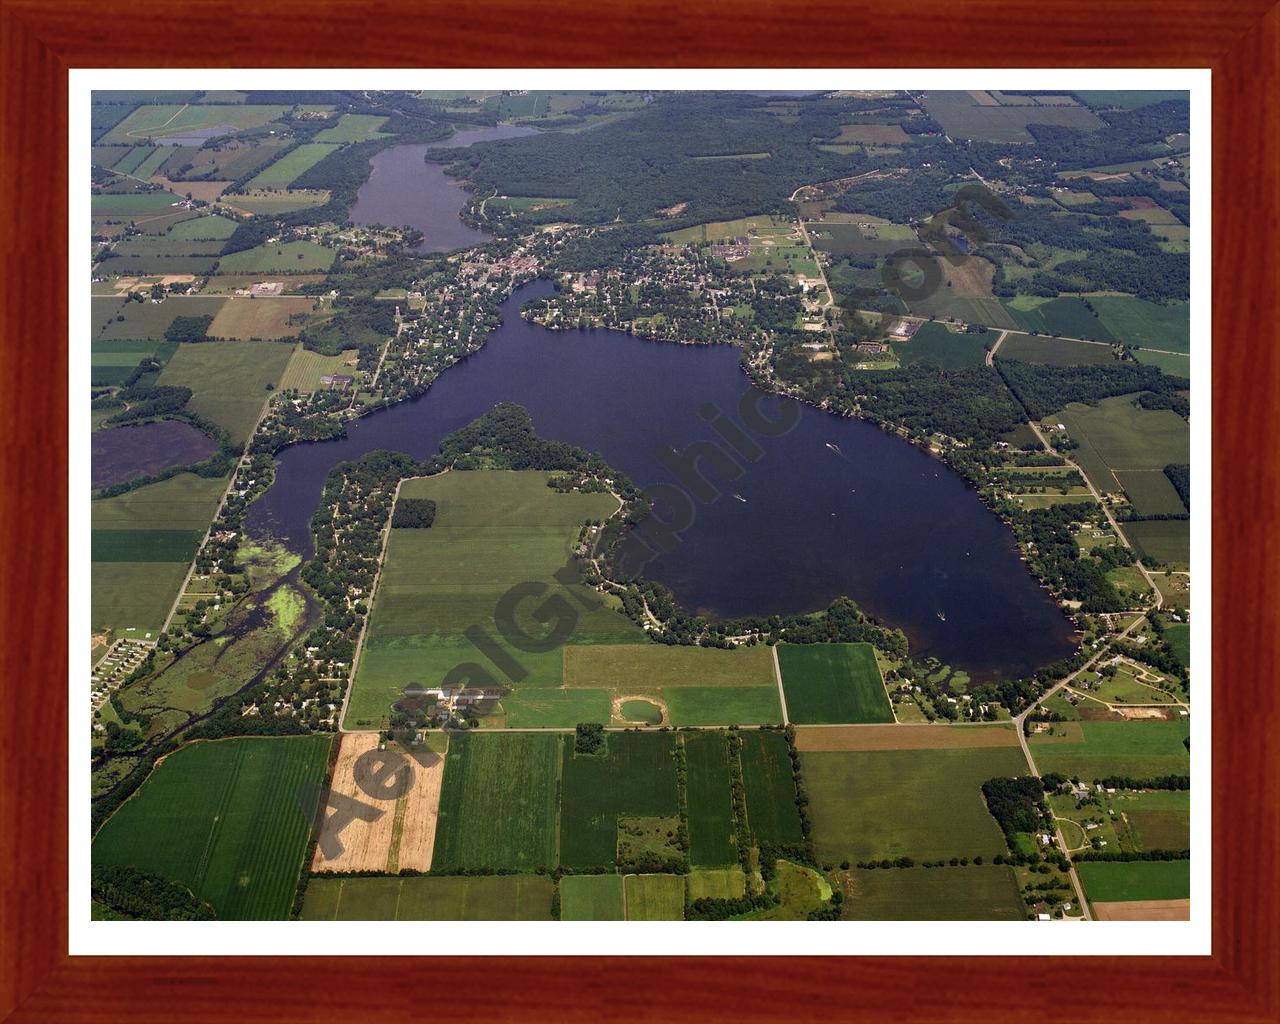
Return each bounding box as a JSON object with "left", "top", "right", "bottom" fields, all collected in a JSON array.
[{"left": 2, "top": 1, "right": 1276, "bottom": 1019}]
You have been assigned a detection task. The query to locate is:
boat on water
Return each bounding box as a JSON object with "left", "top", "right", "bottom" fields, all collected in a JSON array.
[{"left": 732, "top": 493, "right": 747, "bottom": 503}]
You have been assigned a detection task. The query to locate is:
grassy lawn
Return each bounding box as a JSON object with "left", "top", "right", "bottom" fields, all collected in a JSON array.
[
  {"left": 156, "top": 340, "right": 294, "bottom": 443},
  {"left": 777, "top": 643, "right": 893, "bottom": 724},
  {"left": 1078, "top": 859, "right": 1190, "bottom": 902},
  {"left": 559, "top": 874, "right": 625, "bottom": 920},
  {"left": 1028, "top": 720, "right": 1190, "bottom": 781},
  {"left": 301, "top": 874, "right": 554, "bottom": 920},
  {"left": 839, "top": 864, "right": 1025, "bottom": 920},
  {"left": 93, "top": 735, "right": 332, "bottom": 919},
  {"left": 803, "top": 745, "right": 1028, "bottom": 863}
]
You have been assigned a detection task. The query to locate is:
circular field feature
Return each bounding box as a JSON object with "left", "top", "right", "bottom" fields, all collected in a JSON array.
[{"left": 620, "top": 699, "right": 663, "bottom": 725}]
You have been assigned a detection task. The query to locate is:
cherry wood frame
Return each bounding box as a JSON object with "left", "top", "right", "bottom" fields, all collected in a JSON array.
[{"left": 2, "top": 1, "right": 1277, "bottom": 1020}]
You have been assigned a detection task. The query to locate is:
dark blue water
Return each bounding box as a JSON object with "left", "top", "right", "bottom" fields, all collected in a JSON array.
[
  {"left": 350, "top": 126, "right": 539, "bottom": 253},
  {"left": 247, "top": 280, "right": 1077, "bottom": 679}
]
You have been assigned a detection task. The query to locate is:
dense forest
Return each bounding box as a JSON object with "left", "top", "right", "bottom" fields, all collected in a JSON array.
[{"left": 432, "top": 93, "right": 895, "bottom": 227}]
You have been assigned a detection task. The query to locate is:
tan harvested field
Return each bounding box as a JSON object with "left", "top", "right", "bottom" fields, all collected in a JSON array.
[
  {"left": 942, "top": 255, "right": 998, "bottom": 296},
  {"left": 312, "top": 733, "right": 446, "bottom": 873},
  {"left": 794, "top": 723, "right": 1020, "bottom": 752},
  {"left": 150, "top": 177, "right": 230, "bottom": 203},
  {"left": 106, "top": 274, "right": 198, "bottom": 293},
  {"left": 1093, "top": 899, "right": 1190, "bottom": 921},
  {"left": 208, "top": 297, "right": 315, "bottom": 339}
]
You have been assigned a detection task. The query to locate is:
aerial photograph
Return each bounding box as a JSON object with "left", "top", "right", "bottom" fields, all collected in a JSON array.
[{"left": 87, "top": 87, "right": 1192, "bottom": 925}]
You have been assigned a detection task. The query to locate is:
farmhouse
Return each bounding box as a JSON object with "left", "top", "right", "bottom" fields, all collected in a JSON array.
[{"left": 889, "top": 320, "right": 920, "bottom": 340}]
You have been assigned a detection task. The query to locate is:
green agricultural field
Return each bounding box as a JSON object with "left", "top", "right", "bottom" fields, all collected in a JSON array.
[
  {"left": 684, "top": 732, "right": 738, "bottom": 867},
  {"left": 1124, "top": 519, "right": 1191, "bottom": 568},
  {"left": 215, "top": 240, "right": 336, "bottom": 274},
  {"left": 99, "top": 104, "right": 290, "bottom": 144},
  {"left": 156, "top": 340, "right": 293, "bottom": 443},
  {"left": 777, "top": 643, "right": 893, "bottom": 724},
  {"left": 92, "top": 529, "right": 203, "bottom": 563},
  {"left": 433, "top": 732, "right": 561, "bottom": 872},
  {"left": 223, "top": 190, "right": 332, "bottom": 215},
  {"left": 101, "top": 255, "right": 221, "bottom": 277},
  {"left": 301, "top": 874, "right": 555, "bottom": 921},
  {"left": 1121, "top": 788, "right": 1187, "bottom": 849},
  {"left": 661, "top": 685, "right": 783, "bottom": 727},
  {"left": 559, "top": 732, "right": 679, "bottom": 869},
  {"left": 93, "top": 735, "right": 332, "bottom": 919},
  {"left": 313, "top": 114, "right": 392, "bottom": 143},
  {"left": 1133, "top": 349, "right": 1192, "bottom": 378},
  {"left": 90, "top": 472, "right": 227, "bottom": 634},
  {"left": 1117, "top": 470, "right": 1187, "bottom": 516},
  {"left": 112, "top": 235, "right": 228, "bottom": 258},
  {"left": 688, "top": 867, "right": 748, "bottom": 902},
  {"left": 841, "top": 865, "right": 1025, "bottom": 920},
  {"left": 245, "top": 143, "right": 341, "bottom": 189},
  {"left": 167, "top": 214, "right": 239, "bottom": 240},
  {"left": 345, "top": 471, "right": 640, "bottom": 727},
  {"left": 563, "top": 643, "right": 778, "bottom": 726},
  {"left": 93, "top": 297, "right": 228, "bottom": 341},
  {"left": 624, "top": 874, "right": 686, "bottom": 920},
  {"left": 91, "top": 339, "right": 177, "bottom": 386},
  {"left": 1089, "top": 296, "right": 1190, "bottom": 353},
  {"left": 91, "top": 561, "right": 191, "bottom": 637},
  {"left": 996, "top": 332, "right": 1119, "bottom": 367},
  {"left": 894, "top": 322, "right": 989, "bottom": 369},
  {"left": 559, "top": 874, "right": 625, "bottom": 920},
  {"left": 740, "top": 731, "right": 803, "bottom": 844},
  {"left": 280, "top": 346, "right": 360, "bottom": 392},
  {"left": 1055, "top": 395, "right": 1190, "bottom": 494},
  {"left": 347, "top": 471, "right": 639, "bottom": 728},
  {"left": 92, "top": 191, "right": 184, "bottom": 217},
  {"left": 1002, "top": 296, "right": 1114, "bottom": 341},
  {"left": 1164, "top": 624, "right": 1191, "bottom": 668},
  {"left": 663, "top": 215, "right": 794, "bottom": 246},
  {"left": 1078, "top": 860, "right": 1190, "bottom": 903},
  {"left": 1028, "top": 720, "right": 1190, "bottom": 781},
  {"left": 91, "top": 470, "right": 227, "bottom": 531},
  {"left": 804, "top": 745, "right": 1027, "bottom": 863}
]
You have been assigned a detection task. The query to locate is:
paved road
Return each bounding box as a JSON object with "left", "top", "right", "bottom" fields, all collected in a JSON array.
[{"left": 1013, "top": 608, "right": 1151, "bottom": 923}]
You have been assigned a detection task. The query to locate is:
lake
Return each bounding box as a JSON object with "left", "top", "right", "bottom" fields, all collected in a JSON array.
[
  {"left": 350, "top": 125, "right": 540, "bottom": 252},
  {"left": 247, "top": 280, "right": 1078, "bottom": 680},
  {"left": 92, "top": 420, "right": 218, "bottom": 490}
]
